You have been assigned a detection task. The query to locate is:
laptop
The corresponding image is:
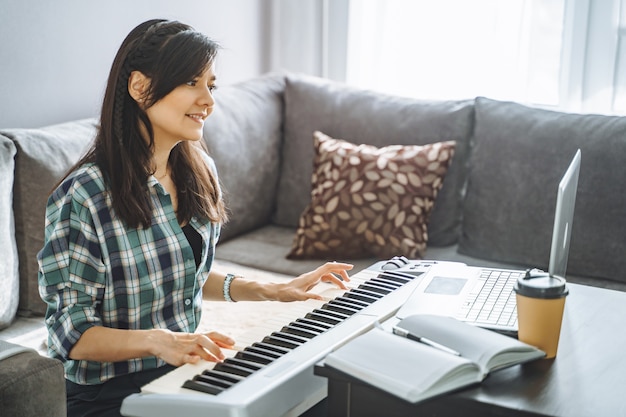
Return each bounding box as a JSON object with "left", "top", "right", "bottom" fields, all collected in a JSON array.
[{"left": 394, "top": 149, "right": 582, "bottom": 335}]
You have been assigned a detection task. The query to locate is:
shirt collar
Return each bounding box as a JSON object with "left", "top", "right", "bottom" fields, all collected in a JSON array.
[{"left": 148, "top": 176, "right": 169, "bottom": 195}]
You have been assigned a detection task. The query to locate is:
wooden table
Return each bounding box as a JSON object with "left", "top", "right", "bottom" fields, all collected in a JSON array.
[{"left": 315, "top": 283, "right": 626, "bottom": 417}]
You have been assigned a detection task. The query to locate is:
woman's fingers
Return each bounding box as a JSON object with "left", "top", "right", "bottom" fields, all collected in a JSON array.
[
  {"left": 206, "top": 331, "right": 236, "bottom": 349},
  {"left": 152, "top": 329, "right": 237, "bottom": 366},
  {"left": 320, "top": 272, "right": 349, "bottom": 289},
  {"left": 321, "top": 261, "right": 353, "bottom": 276},
  {"left": 318, "top": 262, "right": 353, "bottom": 289},
  {"left": 179, "top": 332, "right": 238, "bottom": 365},
  {"left": 267, "top": 262, "right": 354, "bottom": 302},
  {"left": 192, "top": 334, "right": 228, "bottom": 361}
]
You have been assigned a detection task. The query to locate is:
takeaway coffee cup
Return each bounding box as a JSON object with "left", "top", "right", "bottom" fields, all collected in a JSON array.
[{"left": 514, "top": 269, "right": 569, "bottom": 359}]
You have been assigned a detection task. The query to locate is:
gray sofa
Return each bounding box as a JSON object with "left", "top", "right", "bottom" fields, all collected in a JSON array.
[{"left": 1, "top": 72, "right": 625, "bottom": 416}]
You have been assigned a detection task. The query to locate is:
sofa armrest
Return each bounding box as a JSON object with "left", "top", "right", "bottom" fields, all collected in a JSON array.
[{"left": 0, "top": 340, "right": 66, "bottom": 417}]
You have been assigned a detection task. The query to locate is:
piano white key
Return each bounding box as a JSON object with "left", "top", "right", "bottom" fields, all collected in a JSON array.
[{"left": 141, "top": 349, "right": 239, "bottom": 396}]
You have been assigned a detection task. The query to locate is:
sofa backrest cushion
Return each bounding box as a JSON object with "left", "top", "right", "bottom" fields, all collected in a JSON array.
[
  {"left": 459, "top": 97, "right": 626, "bottom": 283},
  {"left": 2, "top": 119, "right": 97, "bottom": 316},
  {"left": 276, "top": 74, "right": 475, "bottom": 247},
  {"left": 203, "top": 73, "right": 286, "bottom": 242},
  {"left": 0, "top": 135, "right": 19, "bottom": 328}
]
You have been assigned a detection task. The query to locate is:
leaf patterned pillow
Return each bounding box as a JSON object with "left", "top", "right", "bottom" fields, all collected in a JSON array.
[{"left": 287, "top": 131, "right": 456, "bottom": 260}]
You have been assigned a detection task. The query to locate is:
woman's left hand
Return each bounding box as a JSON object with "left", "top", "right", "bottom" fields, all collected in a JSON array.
[{"left": 272, "top": 261, "right": 353, "bottom": 302}]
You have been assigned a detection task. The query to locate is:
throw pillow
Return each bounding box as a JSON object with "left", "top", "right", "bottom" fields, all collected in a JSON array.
[
  {"left": 277, "top": 74, "right": 474, "bottom": 247},
  {"left": 0, "top": 135, "right": 18, "bottom": 328},
  {"left": 287, "top": 131, "right": 456, "bottom": 260}
]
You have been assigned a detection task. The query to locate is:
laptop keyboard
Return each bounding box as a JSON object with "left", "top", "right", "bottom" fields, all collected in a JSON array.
[{"left": 456, "top": 269, "right": 522, "bottom": 328}]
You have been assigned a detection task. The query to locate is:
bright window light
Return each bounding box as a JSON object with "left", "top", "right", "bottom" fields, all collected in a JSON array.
[{"left": 346, "top": 0, "right": 565, "bottom": 107}]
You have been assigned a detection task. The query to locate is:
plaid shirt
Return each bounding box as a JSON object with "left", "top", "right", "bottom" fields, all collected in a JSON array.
[{"left": 38, "top": 161, "right": 220, "bottom": 385}]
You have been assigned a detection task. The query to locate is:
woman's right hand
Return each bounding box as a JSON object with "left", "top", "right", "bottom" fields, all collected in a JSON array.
[{"left": 150, "top": 329, "right": 235, "bottom": 366}]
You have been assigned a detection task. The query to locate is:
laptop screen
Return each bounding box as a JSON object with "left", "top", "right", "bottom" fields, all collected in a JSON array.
[{"left": 549, "top": 149, "right": 581, "bottom": 280}]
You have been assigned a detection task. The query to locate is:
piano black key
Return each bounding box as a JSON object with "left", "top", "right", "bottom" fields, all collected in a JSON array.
[
  {"left": 315, "top": 307, "right": 350, "bottom": 319},
  {"left": 291, "top": 319, "right": 330, "bottom": 333},
  {"left": 334, "top": 296, "right": 370, "bottom": 309},
  {"left": 358, "top": 283, "right": 393, "bottom": 295},
  {"left": 251, "top": 341, "right": 291, "bottom": 356},
  {"left": 262, "top": 334, "right": 301, "bottom": 350},
  {"left": 194, "top": 373, "right": 236, "bottom": 389},
  {"left": 305, "top": 309, "right": 344, "bottom": 325},
  {"left": 224, "top": 357, "right": 265, "bottom": 371},
  {"left": 353, "top": 288, "right": 385, "bottom": 299},
  {"left": 213, "top": 361, "right": 255, "bottom": 377},
  {"left": 235, "top": 349, "right": 275, "bottom": 365},
  {"left": 182, "top": 379, "right": 225, "bottom": 395},
  {"left": 322, "top": 299, "right": 361, "bottom": 310},
  {"left": 344, "top": 290, "right": 379, "bottom": 304},
  {"left": 270, "top": 331, "right": 310, "bottom": 344},
  {"left": 295, "top": 317, "right": 333, "bottom": 330},
  {"left": 202, "top": 368, "right": 245, "bottom": 384},
  {"left": 281, "top": 324, "right": 319, "bottom": 339},
  {"left": 330, "top": 298, "right": 366, "bottom": 312},
  {"left": 322, "top": 302, "right": 358, "bottom": 316},
  {"left": 343, "top": 289, "right": 377, "bottom": 305},
  {"left": 246, "top": 344, "right": 284, "bottom": 359},
  {"left": 369, "top": 277, "right": 403, "bottom": 290},
  {"left": 377, "top": 271, "right": 414, "bottom": 284}
]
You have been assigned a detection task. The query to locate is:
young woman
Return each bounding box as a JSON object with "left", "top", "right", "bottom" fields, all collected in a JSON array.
[{"left": 38, "top": 19, "right": 352, "bottom": 417}]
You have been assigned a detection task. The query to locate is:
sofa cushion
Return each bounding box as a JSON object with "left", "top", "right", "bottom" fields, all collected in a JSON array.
[
  {"left": 1, "top": 119, "right": 97, "bottom": 316},
  {"left": 215, "top": 224, "right": 377, "bottom": 277},
  {"left": 287, "top": 131, "right": 455, "bottom": 260},
  {"left": 203, "top": 73, "right": 286, "bottom": 242},
  {"left": 0, "top": 340, "right": 66, "bottom": 417},
  {"left": 276, "top": 74, "right": 474, "bottom": 247},
  {"left": 0, "top": 135, "right": 19, "bottom": 328},
  {"left": 459, "top": 97, "right": 626, "bottom": 284}
]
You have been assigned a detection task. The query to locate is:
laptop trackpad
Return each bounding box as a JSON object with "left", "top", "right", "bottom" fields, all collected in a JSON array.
[{"left": 425, "top": 276, "right": 467, "bottom": 295}]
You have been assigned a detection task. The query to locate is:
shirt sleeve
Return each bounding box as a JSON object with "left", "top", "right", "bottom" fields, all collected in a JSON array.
[{"left": 37, "top": 175, "right": 107, "bottom": 361}]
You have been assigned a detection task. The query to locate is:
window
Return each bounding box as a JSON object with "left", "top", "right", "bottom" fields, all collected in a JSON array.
[
  {"left": 345, "top": 0, "right": 625, "bottom": 115},
  {"left": 347, "top": 0, "right": 566, "bottom": 107},
  {"left": 271, "top": 0, "right": 623, "bottom": 114}
]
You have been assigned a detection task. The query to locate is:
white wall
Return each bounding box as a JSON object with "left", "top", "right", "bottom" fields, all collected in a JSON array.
[{"left": 0, "top": 0, "right": 271, "bottom": 128}]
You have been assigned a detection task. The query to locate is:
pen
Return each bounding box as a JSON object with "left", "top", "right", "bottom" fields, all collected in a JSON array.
[{"left": 392, "top": 326, "right": 462, "bottom": 356}]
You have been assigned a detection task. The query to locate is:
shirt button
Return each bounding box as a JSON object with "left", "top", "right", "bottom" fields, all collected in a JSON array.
[{"left": 184, "top": 298, "right": 192, "bottom": 306}]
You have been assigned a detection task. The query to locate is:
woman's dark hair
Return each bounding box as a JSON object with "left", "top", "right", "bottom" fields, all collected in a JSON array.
[{"left": 70, "top": 19, "right": 228, "bottom": 228}]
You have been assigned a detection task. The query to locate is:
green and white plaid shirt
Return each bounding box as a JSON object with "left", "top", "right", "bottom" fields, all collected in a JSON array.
[{"left": 38, "top": 161, "right": 220, "bottom": 385}]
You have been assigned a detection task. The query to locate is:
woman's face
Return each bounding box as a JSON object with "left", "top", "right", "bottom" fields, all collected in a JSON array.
[{"left": 145, "top": 65, "right": 217, "bottom": 148}]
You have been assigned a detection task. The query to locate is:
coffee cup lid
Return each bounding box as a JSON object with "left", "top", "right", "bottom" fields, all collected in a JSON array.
[{"left": 514, "top": 269, "right": 569, "bottom": 299}]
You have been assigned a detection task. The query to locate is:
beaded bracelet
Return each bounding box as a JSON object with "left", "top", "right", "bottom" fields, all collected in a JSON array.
[{"left": 223, "top": 273, "right": 239, "bottom": 302}]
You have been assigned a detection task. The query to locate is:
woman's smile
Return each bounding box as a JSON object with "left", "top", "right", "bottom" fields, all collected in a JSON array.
[{"left": 186, "top": 112, "right": 208, "bottom": 124}]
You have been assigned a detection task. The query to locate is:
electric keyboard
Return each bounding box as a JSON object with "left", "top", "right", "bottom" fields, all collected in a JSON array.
[{"left": 121, "top": 258, "right": 438, "bottom": 417}]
